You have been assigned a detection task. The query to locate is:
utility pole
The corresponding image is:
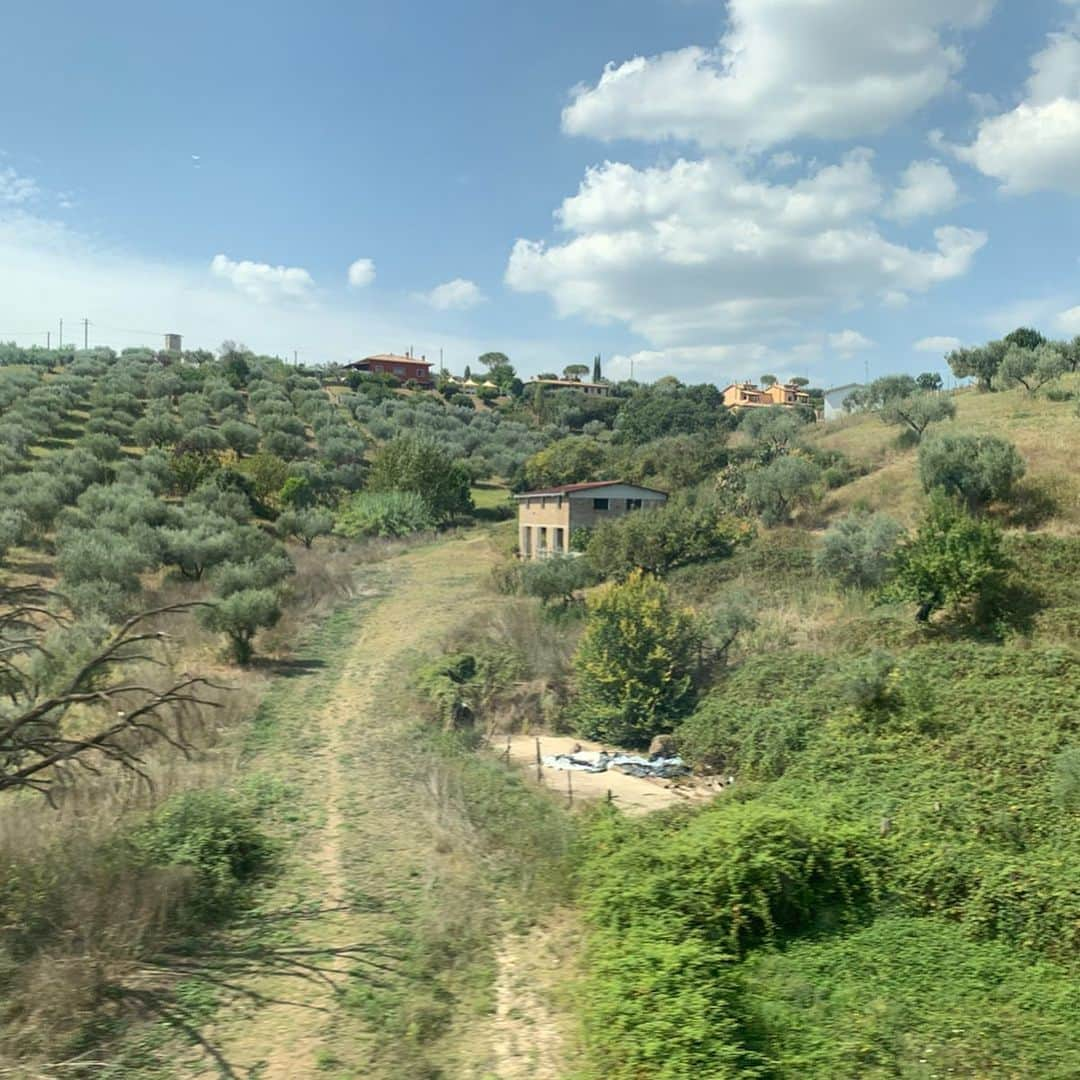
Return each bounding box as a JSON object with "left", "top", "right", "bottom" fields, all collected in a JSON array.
[
  {"left": 46, "top": 331, "right": 50, "bottom": 349},
  {"left": 59, "top": 318, "right": 63, "bottom": 350},
  {"left": 293, "top": 350, "right": 298, "bottom": 366},
  {"left": 83, "top": 318, "right": 88, "bottom": 350}
]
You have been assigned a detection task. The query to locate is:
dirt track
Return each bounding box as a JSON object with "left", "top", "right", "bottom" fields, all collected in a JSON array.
[{"left": 168, "top": 533, "right": 570, "bottom": 1079}]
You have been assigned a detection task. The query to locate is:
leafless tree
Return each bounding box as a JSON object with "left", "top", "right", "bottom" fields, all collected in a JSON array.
[{"left": 0, "top": 585, "right": 221, "bottom": 799}]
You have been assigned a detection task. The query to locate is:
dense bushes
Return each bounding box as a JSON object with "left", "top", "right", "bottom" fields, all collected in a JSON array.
[
  {"left": 131, "top": 788, "right": 275, "bottom": 922},
  {"left": 335, "top": 490, "right": 437, "bottom": 538},
  {"left": 740, "top": 916, "right": 1080, "bottom": 1078},
  {"left": 743, "top": 455, "right": 822, "bottom": 525},
  {"left": 575, "top": 802, "right": 881, "bottom": 1076},
  {"left": 888, "top": 494, "right": 1011, "bottom": 621},
  {"left": 586, "top": 497, "right": 751, "bottom": 578},
  {"left": 612, "top": 381, "right": 731, "bottom": 445},
  {"left": 572, "top": 571, "right": 699, "bottom": 746},
  {"left": 367, "top": 435, "right": 473, "bottom": 521},
  {"left": 518, "top": 554, "right": 599, "bottom": 606}
]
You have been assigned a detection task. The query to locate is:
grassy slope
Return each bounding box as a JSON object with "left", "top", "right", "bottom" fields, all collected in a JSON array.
[
  {"left": 807, "top": 380, "right": 1080, "bottom": 529},
  {"left": 575, "top": 387, "right": 1080, "bottom": 1078}
]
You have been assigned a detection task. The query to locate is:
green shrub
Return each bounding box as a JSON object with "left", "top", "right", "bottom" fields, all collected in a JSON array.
[
  {"left": 740, "top": 915, "right": 1080, "bottom": 1079},
  {"left": 815, "top": 509, "right": 903, "bottom": 589},
  {"left": 579, "top": 802, "right": 880, "bottom": 954},
  {"left": 918, "top": 432, "right": 1026, "bottom": 510},
  {"left": 1050, "top": 745, "right": 1080, "bottom": 812},
  {"left": 887, "top": 494, "right": 1011, "bottom": 622},
  {"left": 131, "top": 789, "right": 273, "bottom": 921},
  {"left": 367, "top": 435, "right": 473, "bottom": 520},
  {"left": 580, "top": 926, "right": 757, "bottom": 1080},
  {"left": 335, "top": 490, "right": 436, "bottom": 538},
  {"left": 518, "top": 555, "right": 599, "bottom": 606},
  {"left": 522, "top": 434, "right": 609, "bottom": 490},
  {"left": 677, "top": 697, "right": 813, "bottom": 777},
  {"left": 572, "top": 571, "right": 700, "bottom": 746}
]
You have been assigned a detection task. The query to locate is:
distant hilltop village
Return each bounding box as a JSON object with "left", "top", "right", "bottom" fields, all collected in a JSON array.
[{"left": 339, "top": 351, "right": 827, "bottom": 412}]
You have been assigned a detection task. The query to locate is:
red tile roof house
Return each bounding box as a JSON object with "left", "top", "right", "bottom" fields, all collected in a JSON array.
[
  {"left": 344, "top": 353, "right": 435, "bottom": 386},
  {"left": 514, "top": 480, "right": 668, "bottom": 559}
]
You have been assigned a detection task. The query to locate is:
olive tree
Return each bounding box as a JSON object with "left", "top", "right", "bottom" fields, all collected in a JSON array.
[
  {"left": 200, "top": 587, "right": 283, "bottom": 664},
  {"left": 276, "top": 508, "right": 334, "bottom": 547},
  {"left": 815, "top": 510, "right": 904, "bottom": 589},
  {"left": 995, "top": 344, "right": 1067, "bottom": 395},
  {"left": 743, "top": 456, "right": 822, "bottom": 526},
  {"left": 879, "top": 393, "right": 956, "bottom": 441},
  {"left": 918, "top": 432, "right": 1026, "bottom": 511}
]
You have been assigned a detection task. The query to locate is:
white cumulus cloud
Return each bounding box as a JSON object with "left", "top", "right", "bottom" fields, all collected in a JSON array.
[
  {"left": 957, "top": 28, "right": 1080, "bottom": 194},
  {"left": 561, "top": 0, "right": 994, "bottom": 151},
  {"left": 209, "top": 253, "right": 314, "bottom": 303},
  {"left": 421, "top": 278, "right": 485, "bottom": 310},
  {"left": 886, "top": 161, "right": 959, "bottom": 222},
  {"left": 347, "top": 257, "right": 376, "bottom": 288},
  {"left": 829, "top": 329, "right": 875, "bottom": 355},
  {"left": 507, "top": 151, "right": 985, "bottom": 348},
  {"left": 1055, "top": 304, "right": 1080, "bottom": 334},
  {"left": 915, "top": 334, "right": 963, "bottom": 352}
]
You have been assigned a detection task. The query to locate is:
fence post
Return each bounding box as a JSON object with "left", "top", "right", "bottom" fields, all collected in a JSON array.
[
  {"left": 567, "top": 770, "right": 573, "bottom": 807},
  {"left": 535, "top": 736, "right": 542, "bottom": 782}
]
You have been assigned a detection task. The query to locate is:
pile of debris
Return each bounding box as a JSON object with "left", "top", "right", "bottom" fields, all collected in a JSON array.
[{"left": 542, "top": 749, "right": 690, "bottom": 780}]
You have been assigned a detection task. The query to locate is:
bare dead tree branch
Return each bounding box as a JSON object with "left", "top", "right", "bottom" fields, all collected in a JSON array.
[{"left": 0, "top": 594, "right": 221, "bottom": 797}]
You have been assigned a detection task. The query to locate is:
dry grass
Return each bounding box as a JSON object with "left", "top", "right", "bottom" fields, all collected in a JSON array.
[
  {"left": 0, "top": 534, "right": 377, "bottom": 1073},
  {"left": 810, "top": 381, "right": 1080, "bottom": 530}
]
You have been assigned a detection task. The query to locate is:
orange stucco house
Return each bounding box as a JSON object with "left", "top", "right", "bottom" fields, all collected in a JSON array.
[{"left": 720, "top": 381, "right": 811, "bottom": 409}]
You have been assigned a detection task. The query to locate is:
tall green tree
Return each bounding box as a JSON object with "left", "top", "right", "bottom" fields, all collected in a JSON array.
[
  {"left": 573, "top": 571, "right": 700, "bottom": 746},
  {"left": 367, "top": 435, "right": 473, "bottom": 521}
]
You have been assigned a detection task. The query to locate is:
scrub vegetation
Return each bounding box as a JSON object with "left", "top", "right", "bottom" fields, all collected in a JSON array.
[{"left": 2, "top": 334, "right": 1078, "bottom": 1077}]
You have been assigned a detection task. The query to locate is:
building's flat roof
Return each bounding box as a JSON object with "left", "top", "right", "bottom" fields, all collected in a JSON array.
[{"left": 515, "top": 479, "right": 668, "bottom": 499}]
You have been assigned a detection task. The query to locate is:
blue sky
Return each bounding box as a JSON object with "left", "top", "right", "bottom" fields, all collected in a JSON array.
[{"left": 3, "top": 0, "right": 1080, "bottom": 387}]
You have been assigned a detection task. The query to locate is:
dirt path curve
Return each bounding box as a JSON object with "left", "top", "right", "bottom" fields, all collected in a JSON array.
[{"left": 176, "top": 533, "right": 505, "bottom": 1079}]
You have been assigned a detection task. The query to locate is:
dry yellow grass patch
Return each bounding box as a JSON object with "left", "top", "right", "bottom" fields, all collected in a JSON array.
[{"left": 809, "top": 382, "right": 1080, "bottom": 531}]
